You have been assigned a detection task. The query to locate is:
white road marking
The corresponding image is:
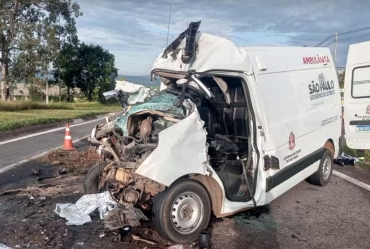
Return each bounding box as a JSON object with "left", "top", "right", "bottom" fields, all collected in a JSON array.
[
  {"left": 0, "top": 118, "right": 104, "bottom": 146},
  {"left": 333, "top": 170, "right": 370, "bottom": 192},
  {"left": 0, "top": 136, "right": 89, "bottom": 174}
]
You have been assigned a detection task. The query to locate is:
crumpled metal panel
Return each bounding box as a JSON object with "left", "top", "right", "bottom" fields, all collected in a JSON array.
[
  {"left": 135, "top": 108, "right": 208, "bottom": 186},
  {"left": 114, "top": 93, "right": 184, "bottom": 135}
]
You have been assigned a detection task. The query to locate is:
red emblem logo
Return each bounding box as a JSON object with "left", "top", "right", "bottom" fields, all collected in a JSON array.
[
  {"left": 289, "top": 132, "right": 295, "bottom": 150},
  {"left": 366, "top": 105, "right": 370, "bottom": 115}
]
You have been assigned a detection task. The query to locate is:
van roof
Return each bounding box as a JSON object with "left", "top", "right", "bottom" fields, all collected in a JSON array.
[
  {"left": 152, "top": 31, "right": 333, "bottom": 75},
  {"left": 347, "top": 40, "right": 370, "bottom": 67}
]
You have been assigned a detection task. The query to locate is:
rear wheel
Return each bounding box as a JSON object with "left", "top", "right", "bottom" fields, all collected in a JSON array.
[
  {"left": 307, "top": 150, "right": 333, "bottom": 186},
  {"left": 152, "top": 179, "right": 211, "bottom": 244},
  {"left": 84, "top": 161, "right": 108, "bottom": 194}
]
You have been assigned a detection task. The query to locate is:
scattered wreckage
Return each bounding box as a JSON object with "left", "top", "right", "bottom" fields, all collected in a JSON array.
[{"left": 77, "top": 21, "right": 341, "bottom": 244}]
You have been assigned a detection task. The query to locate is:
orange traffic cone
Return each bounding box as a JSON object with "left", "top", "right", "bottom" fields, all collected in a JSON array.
[{"left": 62, "top": 123, "right": 76, "bottom": 151}]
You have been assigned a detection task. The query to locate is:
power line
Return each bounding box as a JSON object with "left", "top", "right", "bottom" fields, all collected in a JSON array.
[
  {"left": 316, "top": 34, "right": 336, "bottom": 46},
  {"left": 322, "top": 32, "right": 370, "bottom": 47},
  {"left": 316, "top": 26, "right": 370, "bottom": 46},
  {"left": 338, "top": 26, "right": 370, "bottom": 36},
  {"left": 337, "top": 32, "right": 370, "bottom": 42}
]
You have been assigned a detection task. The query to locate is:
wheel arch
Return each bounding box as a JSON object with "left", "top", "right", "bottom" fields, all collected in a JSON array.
[
  {"left": 324, "top": 139, "right": 335, "bottom": 157},
  {"left": 170, "top": 174, "right": 223, "bottom": 217}
]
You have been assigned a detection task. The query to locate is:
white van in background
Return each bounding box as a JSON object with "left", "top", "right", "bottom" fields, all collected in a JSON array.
[{"left": 343, "top": 41, "right": 370, "bottom": 152}]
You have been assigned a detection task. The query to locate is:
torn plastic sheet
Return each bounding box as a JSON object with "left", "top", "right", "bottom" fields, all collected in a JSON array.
[
  {"left": 103, "top": 80, "right": 153, "bottom": 105},
  {"left": 0, "top": 244, "right": 13, "bottom": 249},
  {"left": 115, "top": 80, "right": 145, "bottom": 93},
  {"left": 54, "top": 191, "right": 117, "bottom": 226},
  {"left": 127, "top": 87, "right": 151, "bottom": 105},
  {"left": 115, "top": 93, "right": 185, "bottom": 135}
]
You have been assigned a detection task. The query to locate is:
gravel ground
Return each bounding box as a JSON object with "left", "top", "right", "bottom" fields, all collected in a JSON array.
[{"left": 1, "top": 150, "right": 370, "bottom": 249}]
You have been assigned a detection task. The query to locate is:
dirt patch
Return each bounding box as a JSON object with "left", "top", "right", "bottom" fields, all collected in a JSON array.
[
  {"left": 38, "top": 148, "right": 101, "bottom": 172},
  {"left": 0, "top": 147, "right": 185, "bottom": 249}
]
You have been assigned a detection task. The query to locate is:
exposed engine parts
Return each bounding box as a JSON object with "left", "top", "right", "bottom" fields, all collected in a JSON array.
[
  {"left": 99, "top": 162, "right": 165, "bottom": 209},
  {"left": 88, "top": 111, "right": 171, "bottom": 228},
  {"left": 94, "top": 161, "right": 165, "bottom": 229},
  {"left": 139, "top": 116, "right": 153, "bottom": 143}
]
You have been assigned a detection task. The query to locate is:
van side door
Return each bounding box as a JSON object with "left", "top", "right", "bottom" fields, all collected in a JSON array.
[{"left": 344, "top": 43, "right": 370, "bottom": 150}]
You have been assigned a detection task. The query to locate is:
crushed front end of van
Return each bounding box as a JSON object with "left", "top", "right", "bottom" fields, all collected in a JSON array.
[{"left": 86, "top": 89, "right": 213, "bottom": 225}]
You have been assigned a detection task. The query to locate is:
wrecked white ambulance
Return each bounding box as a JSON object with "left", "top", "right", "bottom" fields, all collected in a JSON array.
[{"left": 85, "top": 21, "right": 342, "bottom": 244}]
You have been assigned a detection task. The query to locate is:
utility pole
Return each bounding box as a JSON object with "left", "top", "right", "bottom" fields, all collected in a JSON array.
[
  {"left": 58, "top": 1, "right": 61, "bottom": 101},
  {"left": 334, "top": 32, "right": 338, "bottom": 65},
  {"left": 46, "top": 67, "right": 49, "bottom": 104},
  {"left": 166, "top": 4, "right": 171, "bottom": 47}
]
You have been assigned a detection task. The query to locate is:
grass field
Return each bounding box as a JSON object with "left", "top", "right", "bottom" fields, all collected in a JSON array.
[{"left": 0, "top": 101, "right": 121, "bottom": 132}]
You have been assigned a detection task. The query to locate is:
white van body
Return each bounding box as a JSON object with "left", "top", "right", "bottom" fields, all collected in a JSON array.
[
  {"left": 344, "top": 41, "right": 370, "bottom": 149},
  {"left": 88, "top": 24, "right": 342, "bottom": 244},
  {"left": 149, "top": 31, "right": 342, "bottom": 214}
]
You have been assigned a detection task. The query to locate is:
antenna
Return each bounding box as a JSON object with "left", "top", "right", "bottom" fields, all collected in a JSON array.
[{"left": 166, "top": 4, "right": 171, "bottom": 47}]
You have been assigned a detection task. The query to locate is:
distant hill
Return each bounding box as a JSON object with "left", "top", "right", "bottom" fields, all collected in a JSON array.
[{"left": 117, "top": 75, "right": 160, "bottom": 87}]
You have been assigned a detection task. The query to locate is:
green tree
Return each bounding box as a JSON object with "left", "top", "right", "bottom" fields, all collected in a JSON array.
[
  {"left": 75, "top": 43, "right": 117, "bottom": 101},
  {"left": 338, "top": 70, "right": 345, "bottom": 89},
  {"left": 0, "top": 0, "right": 82, "bottom": 101},
  {"left": 58, "top": 42, "right": 79, "bottom": 101}
]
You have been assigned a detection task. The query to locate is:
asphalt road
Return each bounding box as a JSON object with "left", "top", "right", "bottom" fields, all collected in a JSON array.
[
  {"left": 0, "top": 162, "right": 369, "bottom": 249},
  {"left": 1, "top": 119, "right": 370, "bottom": 248},
  {"left": 209, "top": 165, "right": 370, "bottom": 249},
  {"left": 0, "top": 118, "right": 104, "bottom": 170}
]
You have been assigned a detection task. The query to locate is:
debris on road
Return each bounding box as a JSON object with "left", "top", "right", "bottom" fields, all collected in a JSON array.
[
  {"left": 198, "top": 230, "right": 210, "bottom": 249},
  {"left": 1, "top": 185, "right": 61, "bottom": 196},
  {"left": 0, "top": 175, "right": 83, "bottom": 197},
  {"left": 38, "top": 148, "right": 100, "bottom": 169},
  {"left": 233, "top": 206, "right": 279, "bottom": 231},
  {"left": 103, "top": 206, "right": 148, "bottom": 229},
  {"left": 58, "top": 167, "right": 68, "bottom": 174},
  {"left": 54, "top": 191, "right": 117, "bottom": 225},
  {"left": 132, "top": 235, "right": 157, "bottom": 246},
  {"left": 334, "top": 153, "right": 360, "bottom": 166},
  {"left": 31, "top": 167, "right": 41, "bottom": 175},
  {"left": 168, "top": 245, "right": 184, "bottom": 249}
]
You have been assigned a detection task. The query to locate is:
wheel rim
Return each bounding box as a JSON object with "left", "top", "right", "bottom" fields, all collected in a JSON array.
[
  {"left": 171, "top": 191, "right": 204, "bottom": 234},
  {"left": 322, "top": 156, "right": 332, "bottom": 180}
]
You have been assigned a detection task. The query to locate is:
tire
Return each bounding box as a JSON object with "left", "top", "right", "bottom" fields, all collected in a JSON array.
[
  {"left": 84, "top": 161, "right": 108, "bottom": 194},
  {"left": 307, "top": 150, "right": 333, "bottom": 186},
  {"left": 152, "top": 179, "right": 211, "bottom": 244}
]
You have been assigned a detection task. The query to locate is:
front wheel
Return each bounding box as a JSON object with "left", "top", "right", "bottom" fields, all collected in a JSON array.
[
  {"left": 152, "top": 179, "right": 211, "bottom": 244},
  {"left": 84, "top": 161, "right": 109, "bottom": 194},
  {"left": 307, "top": 150, "right": 333, "bottom": 186}
]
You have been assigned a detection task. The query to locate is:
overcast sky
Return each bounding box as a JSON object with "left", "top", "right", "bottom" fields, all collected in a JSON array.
[{"left": 75, "top": 0, "right": 370, "bottom": 76}]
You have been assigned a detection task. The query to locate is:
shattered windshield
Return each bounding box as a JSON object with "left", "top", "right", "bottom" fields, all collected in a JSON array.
[{"left": 114, "top": 92, "right": 185, "bottom": 135}]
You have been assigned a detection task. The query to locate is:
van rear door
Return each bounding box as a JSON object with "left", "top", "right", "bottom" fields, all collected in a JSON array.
[{"left": 344, "top": 41, "right": 370, "bottom": 149}]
